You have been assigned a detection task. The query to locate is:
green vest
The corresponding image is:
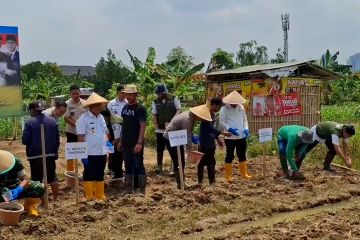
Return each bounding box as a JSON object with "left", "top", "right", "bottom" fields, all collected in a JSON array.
[
  {"left": 154, "top": 95, "right": 177, "bottom": 129},
  {"left": 316, "top": 121, "right": 343, "bottom": 139}
]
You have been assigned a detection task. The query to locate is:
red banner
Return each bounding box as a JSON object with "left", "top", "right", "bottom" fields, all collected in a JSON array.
[{"left": 253, "top": 93, "right": 301, "bottom": 117}]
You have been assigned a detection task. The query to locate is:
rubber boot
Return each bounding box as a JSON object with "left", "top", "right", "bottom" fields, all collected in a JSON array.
[
  {"left": 280, "top": 155, "right": 290, "bottom": 179},
  {"left": 156, "top": 152, "right": 163, "bottom": 175},
  {"left": 197, "top": 165, "right": 204, "bottom": 185},
  {"left": 93, "top": 181, "right": 106, "bottom": 201},
  {"left": 239, "top": 161, "right": 252, "bottom": 180},
  {"left": 124, "top": 175, "right": 134, "bottom": 194},
  {"left": 224, "top": 163, "right": 233, "bottom": 183},
  {"left": 67, "top": 159, "right": 75, "bottom": 171},
  {"left": 138, "top": 175, "right": 147, "bottom": 195},
  {"left": 24, "top": 198, "right": 41, "bottom": 216},
  {"left": 83, "top": 181, "right": 94, "bottom": 201},
  {"left": 323, "top": 152, "right": 336, "bottom": 171},
  {"left": 208, "top": 165, "right": 216, "bottom": 185}
]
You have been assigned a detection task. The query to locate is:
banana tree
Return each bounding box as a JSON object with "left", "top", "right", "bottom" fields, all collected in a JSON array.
[{"left": 127, "top": 47, "right": 160, "bottom": 104}]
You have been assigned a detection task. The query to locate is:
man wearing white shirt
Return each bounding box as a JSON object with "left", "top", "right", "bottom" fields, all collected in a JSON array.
[
  {"left": 107, "top": 85, "right": 127, "bottom": 179},
  {"left": 76, "top": 93, "right": 109, "bottom": 201},
  {"left": 152, "top": 83, "right": 181, "bottom": 174},
  {"left": 219, "top": 90, "right": 251, "bottom": 182}
]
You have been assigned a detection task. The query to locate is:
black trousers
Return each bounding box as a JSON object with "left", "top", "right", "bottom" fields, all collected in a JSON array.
[
  {"left": 198, "top": 147, "right": 216, "bottom": 184},
  {"left": 300, "top": 138, "right": 337, "bottom": 169},
  {"left": 225, "top": 138, "right": 247, "bottom": 163},
  {"left": 83, "top": 155, "right": 107, "bottom": 181},
  {"left": 29, "top": 157, "right": 58, "bottom": 183},
  {"left": 168, "top": 145, "right": 185, "bottom": 172},
  {"left": 66, "top": 132, "right": 78, "bottom": 142},
  {"left": 108, "top": 147, "right": 124, "bottom": 177}
]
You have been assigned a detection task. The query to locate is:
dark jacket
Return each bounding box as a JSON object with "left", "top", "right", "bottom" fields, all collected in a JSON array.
[
  {"left": 199, "top": 113, "right": 221, "bottom": 149},
  {"left": 22, "top": 114, "right": 60, "bottom": 159}
]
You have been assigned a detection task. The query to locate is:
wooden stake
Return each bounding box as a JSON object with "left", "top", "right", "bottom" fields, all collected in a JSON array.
[
  {"left": 75, "top": 159, "right": 80, "bottom": 206},
  {"left": 262, "top": 144, "right": 266, "bottom": 178},
  {"left": 331, "top": 163, "right": 359, "bottom": 172},
  {"left": 177, "top": 146, "right": 185, "bottom": 191},
  {"left": 40, "top": 124, "right": 48, "bottom": 210}
]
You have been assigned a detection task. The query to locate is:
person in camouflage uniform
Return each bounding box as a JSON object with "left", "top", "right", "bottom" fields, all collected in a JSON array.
[{"left": 0, "top": 150, "right": 45, "bottom": 216}]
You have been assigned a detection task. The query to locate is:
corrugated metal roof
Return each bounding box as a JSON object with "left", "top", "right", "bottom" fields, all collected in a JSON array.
[{"left": 207, "top": 60, "right": 311, "bottom": 76}]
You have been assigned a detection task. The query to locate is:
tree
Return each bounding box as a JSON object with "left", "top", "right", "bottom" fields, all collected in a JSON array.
[
  {"left": 166, "top": 46, "right": 195, "bottom": 73},
  {"left": 21, "top": 61, "right": 63, "bottom": 80},
  {"left": 95, "top": 49, "right": 136, "bottom": 95},
  {"left": 127, "top": 47, "right": 160, "bottom": 103},
  {"left": 236, "top": 40, "right": 269, "bottom": 67},
  {"left": 206, "top": 48, "right": 235, "bottom": 73},
  {"left": 270, "top": 48, "right": 285, "bottom": 64}
]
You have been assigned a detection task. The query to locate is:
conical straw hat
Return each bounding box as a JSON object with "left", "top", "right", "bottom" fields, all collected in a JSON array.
[
  {"left": 189, "top": 104, "right": 212, "bottom": 122},
  {"left": 223, "top": 90, "right": 246, "bottom": 105},
  {"left": 0, "top": 150, "right": 15, "bottom": 175},
  {"left": 84, "top": 92, "right": 109, "bottom": 108}
]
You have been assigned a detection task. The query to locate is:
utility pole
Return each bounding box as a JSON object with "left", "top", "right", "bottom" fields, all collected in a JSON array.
[{"left": 281, "top": 13, "right": 290, "bottom": 62}]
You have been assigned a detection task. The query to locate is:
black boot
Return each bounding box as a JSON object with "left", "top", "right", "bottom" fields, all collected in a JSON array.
[
  {"left": 124, "top": 175, "right": 134, "bottom": 194},
  {"left": 208, "top": 165, "right": 216, "bottom": 185},
  {"left": 138, "top": 175, "right": 147, "bottom": 195},
  {"left": 197, "top": 165, "right": 204, "bottom": 185},
  {"left": 323, "top": 152, "right": 336, "bottom": 171},
  {"left": 156, "top": 151, "right": 163, "bottom": 175}
]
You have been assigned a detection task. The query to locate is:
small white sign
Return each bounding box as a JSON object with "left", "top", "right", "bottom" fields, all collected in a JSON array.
[
  {"left": 258, "top": 128, "right": 273, "bottom": 143},
  {"left": 65, "top": 142, "right": 88, "bottom": 159},
  {"left": 168, "top": 130, "right": 188, "bottom": 147}
]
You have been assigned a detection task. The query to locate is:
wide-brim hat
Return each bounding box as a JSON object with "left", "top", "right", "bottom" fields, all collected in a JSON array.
[
  {"left": 0, "top": 150, "right": 16, "bottom": 175},
  {"left": 223, "top": 90, "right": 246, "bottom": 105},
  {"left": 298, "top": 129, "right": 314, "bottom": 144},
  {"left": 122, "top": 84, "right": 138, "bottom": 94},
  {"left": 189, "top": 104, "right": 212, "bottom": 122},
  {"left": 84, "top": 92, "right": 109, "bottom": 108}
]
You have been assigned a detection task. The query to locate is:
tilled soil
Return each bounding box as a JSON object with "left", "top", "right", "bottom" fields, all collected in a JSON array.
[{"left": 0, "top": 140, "right": 359, "bottom": 240}]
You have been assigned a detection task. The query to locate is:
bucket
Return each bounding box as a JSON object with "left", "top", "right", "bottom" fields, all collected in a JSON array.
[
  {"left": 187, "top": 151, "right": 204, "bottom": 164},
  {"left": 0, "top": 202, "right": 24, "bottom": 226},
  {"left": 65, "top": 171, "right": 83, "bottom": 187}
]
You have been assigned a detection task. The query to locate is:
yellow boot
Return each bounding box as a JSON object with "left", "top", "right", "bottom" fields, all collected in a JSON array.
[
  {"left": 93, "top": 181, "right": 106, "bottom": 201},
  {"left": 224, "top": 163, "right": 234, "bottom": 183},
  {"left": 67, "top": 159, "right": 75, "bottom": 171},
  {"left": 239, "top": 161, "right": 252, "bottom": 179},
  {"left": 24, "top": 198, "right": 41, "bottom": 216},
  {"left": 83, "top": 181, "right": 94, "bottom": 201}
]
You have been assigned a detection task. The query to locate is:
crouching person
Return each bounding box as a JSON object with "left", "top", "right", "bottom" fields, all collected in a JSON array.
[
  {"left": 0, "top": 150, "right": 45, "bottom": 216},
  {"left": 277, "top": 125, "right": 314, "bottom": 180},
  {"left": 117, "top": 85, "right": 147, "bottom": 195},
  {"left": 76, "top": 93, "right": 109, "bottom": 201}
]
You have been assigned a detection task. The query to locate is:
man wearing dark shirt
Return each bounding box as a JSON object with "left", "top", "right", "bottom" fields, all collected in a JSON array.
[
  {"left": 198, "top": 98, "right": 230, "bottom": 185},
  {"left": 22, "top": 101, "right": 60, "bottom": 203},
  {"left": 117, "top": 85, "right": 147, "bottom": 195}
]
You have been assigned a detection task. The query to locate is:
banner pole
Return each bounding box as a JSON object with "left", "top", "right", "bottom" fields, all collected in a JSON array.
[{"left": 40, "top": 124, "right": 49, "bottom": 210}]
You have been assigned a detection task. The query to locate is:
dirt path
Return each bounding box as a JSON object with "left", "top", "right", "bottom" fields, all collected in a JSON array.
[
  {"left": 187, "top": 196, "right": 360, "bottom": 239},
  {"left": 1, "top": 140, "right": 360, "bottom": 239}
]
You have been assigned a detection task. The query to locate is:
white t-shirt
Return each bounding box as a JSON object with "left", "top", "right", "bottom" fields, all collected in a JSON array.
[{"left": 311, "top": 125, "right": 349, "bottom": 145}]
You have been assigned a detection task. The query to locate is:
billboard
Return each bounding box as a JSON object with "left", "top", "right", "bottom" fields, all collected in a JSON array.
[{"left": 0, "top": 26, "right": 22, "bottom": 117}]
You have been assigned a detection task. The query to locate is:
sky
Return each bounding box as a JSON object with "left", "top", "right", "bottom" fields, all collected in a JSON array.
[{"left": 1, "top": 0, "right": 359, "bottom": 67}]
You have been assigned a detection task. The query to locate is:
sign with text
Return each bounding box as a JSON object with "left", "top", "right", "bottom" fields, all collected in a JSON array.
[
  {"left": 65, "top": 142, "right": 88, "bottom": 159},
  {"left": 258, "top": 128, "right": 273, "bottom": 143},
  {"left": 168, "top": 130, "right": 187, "bottom": 147}
]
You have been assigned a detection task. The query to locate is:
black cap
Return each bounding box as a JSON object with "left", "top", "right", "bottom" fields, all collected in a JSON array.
[
  {"left": 29, "top": 101, "right": 46, "bottom": 111},
  {"left": 344, "top": 125, "right": 356, "bottom": 136},
  {"left": 116, "top": 85, "right": 124, "bottom": 92}
]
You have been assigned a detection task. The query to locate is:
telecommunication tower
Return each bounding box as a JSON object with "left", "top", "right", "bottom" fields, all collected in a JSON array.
[{"left": 281, "top": 13, "right": 290, "bottom": 62}]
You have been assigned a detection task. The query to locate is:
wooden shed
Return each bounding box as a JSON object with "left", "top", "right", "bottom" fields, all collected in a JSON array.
[{"left": 206, "top": 60, "right": 340, "bottom": 133}]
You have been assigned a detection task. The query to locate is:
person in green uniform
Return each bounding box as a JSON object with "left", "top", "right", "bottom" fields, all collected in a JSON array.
[
  {"left": 0, "top": 150, "right": 45, "bottom": 216},
  {"left": 277, "top": 125, "right": 314, "bottom": 180},
  {"left": 296, "top": 121, "right": 355, "bottom": 171}
]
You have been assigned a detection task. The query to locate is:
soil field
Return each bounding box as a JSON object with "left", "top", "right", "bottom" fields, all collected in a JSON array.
[{"left": 0, "top": 139, "right": 359, "bottom": 240}]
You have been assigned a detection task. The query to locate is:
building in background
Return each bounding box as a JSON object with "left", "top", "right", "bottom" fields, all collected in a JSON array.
[{"left": 347, "top": 53, "right": 360, "bottom": 73}]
